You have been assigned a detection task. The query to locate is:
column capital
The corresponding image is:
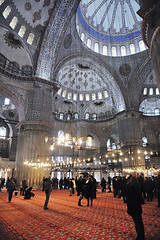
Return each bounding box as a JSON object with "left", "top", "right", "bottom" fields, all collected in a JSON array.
[{"left": 16, "top": 121, "right": 52, "bottom": 133}]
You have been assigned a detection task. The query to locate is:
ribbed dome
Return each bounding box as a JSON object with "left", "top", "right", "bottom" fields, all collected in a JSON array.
[{"left": 76, "top": 0, "right": 147, "bottom": 56}]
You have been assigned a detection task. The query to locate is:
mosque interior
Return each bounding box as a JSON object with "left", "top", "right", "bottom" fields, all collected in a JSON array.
[{"left": 0, "top": 0, "right": 160, "bottom": 188}]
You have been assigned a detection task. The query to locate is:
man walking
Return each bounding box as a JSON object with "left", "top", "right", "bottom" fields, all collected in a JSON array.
[{"left": 44, "top": 177, "right": 52, "bottom": 210}]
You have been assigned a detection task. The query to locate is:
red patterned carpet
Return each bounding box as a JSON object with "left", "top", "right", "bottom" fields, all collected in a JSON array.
[{"left": 0, "top": 189, "right": 160, "bottom": 240}]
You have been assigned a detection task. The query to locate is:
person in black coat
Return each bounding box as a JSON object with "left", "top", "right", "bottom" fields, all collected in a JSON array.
[
  {"left": 126, "top": 176, "right": 145, "bottom": 240},
  {"left": 113, "top": 176, "right": 118, "bottom": 197},
  {"left": 137, "top": 174, "right": 145, "bottom": 204},
  {"left": 44, "top": 177, "right": 52, "bottom": 210},
  {"left": 77, "top": 176, "right": 85, "bottom": 206},
  {"left": 144, "top": 177, "right": 154, "bottom": 202},
  {"left": 107, "top": 176, "right": 112, "bottom": 192},
  {"left": 7, "top": 178, "right": 16, "bottom": 202},
  {"left": 85, "top": 177, "right": 94, "bottom": 206},
  {"left": 59, "top": 178, "right": 63, "bottom": 190},
  {"left": 100, "top": 177, "right": 106, "bottom": 192},
  {"left": 24, "top": 187, "right": 35, "bottom": 199},
  {"left": 91, "top": 176, "right": 97, "bottom": 199}
]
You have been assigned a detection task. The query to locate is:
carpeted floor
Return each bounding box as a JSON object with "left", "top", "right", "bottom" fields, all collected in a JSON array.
[{"left": 0, "top": 189, "right": 160, "bottom": 240}]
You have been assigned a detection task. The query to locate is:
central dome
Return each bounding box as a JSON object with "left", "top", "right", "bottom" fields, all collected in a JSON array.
[{"left": 76, "top": 0, "right": 147, "bottom": 56}]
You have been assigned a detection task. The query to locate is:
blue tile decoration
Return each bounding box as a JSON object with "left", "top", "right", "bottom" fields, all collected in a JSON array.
[{"left": 77, "top": 6, "right": 141, "bottom": 43}]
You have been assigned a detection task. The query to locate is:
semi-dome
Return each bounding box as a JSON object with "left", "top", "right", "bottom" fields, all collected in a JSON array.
[{"left": 76, "top": 0, "right": 147, "bottom": 56}]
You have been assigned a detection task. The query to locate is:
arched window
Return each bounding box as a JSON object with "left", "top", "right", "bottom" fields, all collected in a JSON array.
[
  {"left": 73, "top": 93, "right": 77, "bottom": 101},
  {"left": 121, "top": 46, "right": 126, "bottom": 56},
  {"left": 86, "top": 136, "right": 93, "bottom": 148},
  {"left": 58, "top": 130, "right": 64, "bottom": 145},
  {"left": 62, "top": 90, "right": 66, "bottom": 98},
  {"left": 139, "top": 40, "right": 146, "bottom": 51},
  {"left": 3, "top": 6, "right": 11, "bottom": 18},
  {"left": 107, "top": 139, "right": 111, "bottom": 149},
  {"left": 139, "top": 98, "right": 160, "bottom": 116},
  {"left": 130, "top": 44, "right": 135, "bottom": 54},
  {"left": 142, "top": 137, "right": 147, "bottom": 147},
  {"left": 104, "top": 91, "right": 108, "bottom": 98},
  {"left": 85, "top": 94, "right": 90, "bottom": 101},
  {"left": 107, "top": 138, "right": 116, "bottom": 150},
  {"left": 92, "top": 113, "right": 97, "bottom": 120},
  {"left": 67, "top": 114, "right": 71, "bottom": 121},
  {"left": 27, "top": 33, "right": 34, "bottom": 45},
  {"left": 65, "top": 133, "right": 72, "bottom": 146},
  {"left": 94, "top": 43, "right": 99, "bottom": 53},
  {"left": 4, "top": 98, "right": 10, "bottom": 105},
  {"left": 58, "top": 130, "right": 64, "bottom": 138},
  {"left": 87, "top": 38, "right": 91, "bottom": 48},
  {"left": 0, "top": 127, "right": 7, "bottom": 139},
  {"left": 74, "top": 113, "right": 78, "bottom": 120},
  {"left": 18, "top": 26, "right": 26, "bottom": 38},
  {"left": 10, "top": 17, "right": 17, "bottom": 29},
  {"left": 155, "top": 108, "right": 160, "bottom": 115},
  {"left": 59, "top": 113, "right": 64, "bottom": 120},
  {"left": 156, "top": 88, "right": 159, "bottom": 95},
  {"left": 149, "top": 88, "right": 153, "bottom": 95},
  {"left": 85, "top": 113, "right": 90, "bottom": 120},
  {"left": 81, "top": 32, "right": 85, "bottom": 41},
  {"left": 67, "top": 92, "right": 72, "bottom": 99},
  {"left": 57, "top": 88, "right": 62, "bottom": 95},
  {"left": 143, "top": 88, "right": 147, "bottom": 95},
  {"left": 98, "top": 92, "right": 102, "bottom": 100},
  {"left": 103, "top": 45, "right": 107, "bottom": 55},
  {"left": 112, "top": 143, "right": 116, "bottom": 150},
  {"left": 79, "top": 94, "right": 83, "bottom": 101},
  {"left": 111, "top": 47, "right": 117, "bottom": 56}
]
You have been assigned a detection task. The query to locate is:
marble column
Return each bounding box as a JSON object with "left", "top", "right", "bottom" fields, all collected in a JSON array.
[
  {"left": 15, "top": 87, "right": 55, "bottom": 189},
  {"left": 117, "top": 111, "right": 145, "bottom": 169}
]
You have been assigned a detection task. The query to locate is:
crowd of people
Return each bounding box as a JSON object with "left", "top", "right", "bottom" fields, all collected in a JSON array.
[
  {"left": 111, "top": 174, "right": 160, "bottom": 206},
  {"left": 42, "top": 175, "right": 97, "bottom": 208},
  {"left": 1, "top": 173, "right": 160, "bottom": 240},
  {"left": 1, "top": 178, "right": 35, "bottom": 202},
  {"left": 100, "top": 173, "right": 160, "bottom": 240}
]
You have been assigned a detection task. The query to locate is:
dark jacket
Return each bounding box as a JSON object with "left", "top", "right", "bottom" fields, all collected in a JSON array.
[
  {"left": 144, "top": 178, "right": 154, "bottom": 193},
  {"left": 8, "top": 181, "right": 15, "bottom": 193},
  {"left": 44, "top": 179, "right": 52, "bottom": 194},
  {"left": 126, "top": 181, "right": 142, "bottom": 216},
  {"left": 85, "top": 179, "right": 94, "bottom": 198},
  {"left": 77, "top": 177, "right": 85, "bottom": 196}
]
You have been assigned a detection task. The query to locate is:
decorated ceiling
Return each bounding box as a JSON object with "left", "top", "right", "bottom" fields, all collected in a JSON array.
[
  {"left": 0, "top": 0, "right": 159, "bottom": 117},
  {"left": 12, "top": 0, "right": 56, "bottom": 27},
  {"left": 76, "top": 0, "right": 147, "bottom": 56},
  {"left": 78, "top": 0, "right": 141, "bottom": 38},
  {"left": 57, "top": 63, "right": 107, "bottom": 92}
]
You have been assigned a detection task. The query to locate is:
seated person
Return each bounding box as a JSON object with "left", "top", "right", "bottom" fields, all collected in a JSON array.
[{"left": 24, "top": 187, "right": 35, "bottom": 199}]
